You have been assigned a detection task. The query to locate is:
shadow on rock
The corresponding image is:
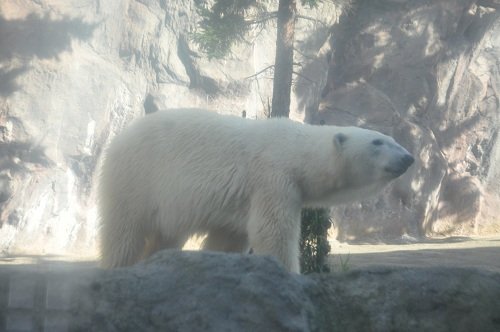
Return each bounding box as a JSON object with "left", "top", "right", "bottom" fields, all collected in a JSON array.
[{"left": 0, "top": 13, "right": 97, "bottom": 96}]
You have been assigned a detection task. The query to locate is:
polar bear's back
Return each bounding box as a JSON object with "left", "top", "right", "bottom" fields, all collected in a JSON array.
[
  {"left": 117, "top": 109, "right": 249, "bottom": 152},
  {"left": 99, "top": 109, "right": 261, "bottom": 233},
  {"left": 104, "top": 109, "right": 250, "bottom": 173}
]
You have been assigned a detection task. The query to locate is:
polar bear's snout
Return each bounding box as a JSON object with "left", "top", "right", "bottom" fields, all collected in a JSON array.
[{"left": 385, "top": 153, "right": 414, "bottom": 177}]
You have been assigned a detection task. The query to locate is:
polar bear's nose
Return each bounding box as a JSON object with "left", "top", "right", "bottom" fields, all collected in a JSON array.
[
  {"left": 401, "top": 154, "right": 415, "bottom": 169},
  {"left": 395, "top": 153, "right": 414, "bottom": 175},
  {"left": 385, "top": 154, "right": 415, "bottom": 177}
]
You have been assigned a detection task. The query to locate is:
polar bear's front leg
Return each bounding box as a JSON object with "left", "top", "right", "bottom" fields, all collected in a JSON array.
[{"left": 247, "top": 193, "right": 302, "bottom": 273}]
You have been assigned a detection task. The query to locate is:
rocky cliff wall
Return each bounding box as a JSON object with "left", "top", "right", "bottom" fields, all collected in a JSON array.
[
  {"left": 0, "top": 0, "right": 498, "bottom": 254},
  {"left": 316, "top": 0, "right": 500, "bottom": 242}
]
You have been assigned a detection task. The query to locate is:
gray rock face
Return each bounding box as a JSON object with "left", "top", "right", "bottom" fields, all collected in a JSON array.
[
  {"left": 0, "top": 1, "right": 148, "bottom": 255},
  {"left": 317, "top": 0, "right": 500, "bottom": 242},
  {"left": 311, "top": 266, "right": 500, "bottom": 332},
  {"left": 75, "top": 252, "right": 316, "bottom": 332},
  {"left": 70, "top": 253, "right": 500, "bottom": 332},
  {"left": 2, "top": 251, "right": 499, "bottom": 331},
  {"left": 0, "top": 0, "right": 499, "bottom": 254}
]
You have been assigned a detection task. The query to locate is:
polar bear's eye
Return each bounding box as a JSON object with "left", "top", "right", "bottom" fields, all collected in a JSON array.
[
  {"left": 334, "top": 133, "right": 348, "bottom": 145},
  {"left": 372, "top": 139, "right": 384, "bottom": 146}
]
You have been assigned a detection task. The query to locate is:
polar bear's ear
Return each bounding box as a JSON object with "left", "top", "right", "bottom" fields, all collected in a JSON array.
[{"left": 334, "top": 133, "right": 348, "bottom": 149}]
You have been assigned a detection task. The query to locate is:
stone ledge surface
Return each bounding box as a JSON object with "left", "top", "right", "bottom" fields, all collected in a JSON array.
[{"left": 0, "top": 250, "right": 499, "bottom": 332}]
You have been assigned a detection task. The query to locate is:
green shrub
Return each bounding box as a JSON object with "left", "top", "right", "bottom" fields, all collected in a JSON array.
[{"left": 300, "top": 208, "right": 332, "bottom": 274}]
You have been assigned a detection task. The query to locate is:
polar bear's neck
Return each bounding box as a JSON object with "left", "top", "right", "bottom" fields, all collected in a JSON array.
[{"left": 256, "top": 123, "right": 346, "bottom": 207}]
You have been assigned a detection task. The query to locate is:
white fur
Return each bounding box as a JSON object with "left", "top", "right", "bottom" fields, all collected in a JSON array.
[{"left": 99, "top": 109, "right": 412, "bottom": 272}]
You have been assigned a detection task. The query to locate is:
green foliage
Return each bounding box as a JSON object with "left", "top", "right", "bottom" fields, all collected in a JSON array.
[
  {"left": 300, "top": 208, "right": 332, "bottom": 274},
  {"left": 192, "top": 0, "right": 351, "bottom": 59},
  {"left": 192, "top": 0, "right": 258, "bottom": 59}
]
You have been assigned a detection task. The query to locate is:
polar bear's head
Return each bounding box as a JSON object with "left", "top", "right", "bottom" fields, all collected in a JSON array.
[{"left": 310, "top": 127, "right": 414, "bottom": 206}]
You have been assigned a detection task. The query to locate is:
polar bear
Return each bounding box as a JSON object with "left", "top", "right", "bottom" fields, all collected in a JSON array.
[{"left": 98, "top": 109, "right": 414, "bottom": 273}]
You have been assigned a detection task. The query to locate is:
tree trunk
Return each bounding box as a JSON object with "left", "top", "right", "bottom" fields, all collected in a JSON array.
[{"left": 271, "top": 0, "right": 296, "bottom": 118}]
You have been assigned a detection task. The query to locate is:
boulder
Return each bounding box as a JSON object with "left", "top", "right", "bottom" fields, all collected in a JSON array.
[{"left": 2, "top": 251, "right": 499, "bottom": 331}]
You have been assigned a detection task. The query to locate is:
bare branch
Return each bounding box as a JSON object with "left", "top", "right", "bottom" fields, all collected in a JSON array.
[
  {"left": 244, "top": 65, "right": 275, "bottom": 80},
  {"left": 244, "top": 11, "right": 278, "bottom": 26},
  {"left": 296, "top": 14, "right": 328, "bottom": 26},
  {"left": 293, "top": 47, "right": 318, "bottom": 61},
  {"left": 292, "top": 70, "right": 315, "bottom": 83}
]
